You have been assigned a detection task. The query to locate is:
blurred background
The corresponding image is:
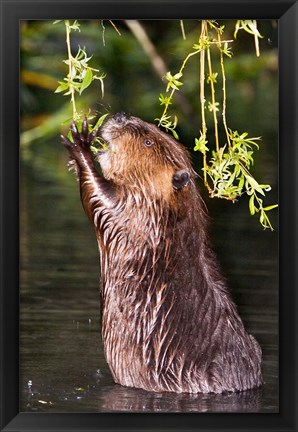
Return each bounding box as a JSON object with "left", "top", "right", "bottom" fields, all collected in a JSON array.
[{"left": 20, "top": 20, "right": 278, "bottom": 413}]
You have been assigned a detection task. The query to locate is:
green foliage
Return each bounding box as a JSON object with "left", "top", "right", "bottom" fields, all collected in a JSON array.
[
  {"left": 53, "top": 20, "right": 109, "bottom": 154},
  {"left": 54, "top": 20, "right": 106, "bottom": 122},
  {"left": 234, "top": 20, "right": 263, "bottom": 57},
  {"left": 157, "top": 20, "right": 277, "bottom": 230},
  {"left": 194, "top": 133, "right": 209, "bottom": 154},
  {"left": 202, "top": 130, "right": 277, "bottom": 230},
  {"left": 155, "top": 113, "right": 179, "bottom": 139},
  {"left": 55, "top": 47, "right": 106, "bottom": 97},
  {"left": 156, "top": 48, "right": 202, "bottom": 138},
  {"left": 50, "top": 19, "right": 277, "bottom": 230},
  {"left": 221, "top": 42, "right": 233, "bottom": 58}
]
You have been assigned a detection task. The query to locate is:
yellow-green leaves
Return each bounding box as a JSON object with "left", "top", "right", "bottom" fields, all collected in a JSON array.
[
  {"left": 93, "top": 113, "right": 109, "bottom": 130},
  {"left": 194, "top": 133, "right": 209, "bottom": 155},
  {"left": 234, "top": 20, "right": 263, "bottom": 40},
  {"left": 156, "top": 20, "right": 277, "bottom": 229},
  {"left": 221, "top": 42, "right": 233, "bottom": 58},
  {"left": 207, "top": 72, "right": 218, "bottom": 84},
  {"left": 234, "top": 20, "right": 263, "bottom": 57},
  {"left": 55, "top": 46, "right": 106, "bottom": 99},
  {"left": 165, "top": 72, "right": 184, "bottom": 92},
  {"left": 157, "top": 50, "right": 203, "bottom": 137},
  {"left": 249, "top": 196, "right": 278, "bottom": 230},
  {"left": 207, "top": 101, "right": 220, "bottom": 112},
  {"left": 79, "top": 68, "right": 93, "bottom": 94},
  {"left": 55, "top": 20, "right": 106, "bottom": 122},
  {"left": 201, "top": 130, "right": 277, "bottom": 230},
  {"left": 156, "top": 115, "right": 179, "bottom": 139}
]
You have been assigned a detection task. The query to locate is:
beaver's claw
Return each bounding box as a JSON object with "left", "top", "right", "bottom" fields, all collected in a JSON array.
[{"left": 61, "top": 117, "right": 99, "bottom": 153}]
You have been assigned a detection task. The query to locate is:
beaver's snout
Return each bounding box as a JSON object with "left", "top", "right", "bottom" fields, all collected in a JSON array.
[
  {"left": 113, "top": 112, "right": 130, "bottom": 124},
  {"left": 100, "top": 112, "right": 132, "bottom": 147}
]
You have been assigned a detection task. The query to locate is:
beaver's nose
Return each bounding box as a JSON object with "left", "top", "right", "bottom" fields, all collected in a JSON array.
[{"left": 113, "top": 112, "right": 130, "bottom": 124}]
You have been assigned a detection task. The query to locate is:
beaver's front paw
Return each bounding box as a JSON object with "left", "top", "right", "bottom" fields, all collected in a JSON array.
[{"left": 61, "top": 117, "right": 99, "bottom": 154}]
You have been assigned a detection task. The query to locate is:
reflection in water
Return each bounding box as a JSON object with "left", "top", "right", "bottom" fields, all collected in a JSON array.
[
  {"left": 96, "top": 385, "right": 263, "bottom": 413},
  {"left": 20, "top": 139, "right": 278, "bottom": 413}
]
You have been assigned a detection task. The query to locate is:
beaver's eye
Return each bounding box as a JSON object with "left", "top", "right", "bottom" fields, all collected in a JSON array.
[{"left": 144, "top": 139, "right": 153, "bottom": 147}]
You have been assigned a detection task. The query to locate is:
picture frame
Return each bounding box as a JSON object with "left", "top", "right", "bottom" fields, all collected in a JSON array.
[{"left": 0, "top": 0, "right": 297, "bottom": 431}]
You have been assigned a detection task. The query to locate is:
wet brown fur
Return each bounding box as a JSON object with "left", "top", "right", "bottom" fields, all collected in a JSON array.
[{"left": 61, "top": 113, "right": 262, "bottom": 393}]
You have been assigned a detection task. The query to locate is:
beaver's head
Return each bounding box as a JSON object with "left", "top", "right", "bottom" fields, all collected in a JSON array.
[{"left": 98, "top": 113, "right": 196, "bottom": 198}]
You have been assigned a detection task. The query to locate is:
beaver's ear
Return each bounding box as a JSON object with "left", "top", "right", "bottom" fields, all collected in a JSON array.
[{"left": 172, "top": 169, "right": 191, "bottom": 190}]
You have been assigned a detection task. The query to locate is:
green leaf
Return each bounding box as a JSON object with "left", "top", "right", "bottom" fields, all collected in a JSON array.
[
  {"left": 234, "top": 164, "right": 241, "bottom": 177},
  {"left": 226, "top": 170, "right": 236, "bottom": 187},
  {"left": 245, "top": 175, "right": 265, "bottom": 195},
  {"left": 172, "top": 130, "right": 179, "bottom": 140},
  {"left": 93, "top": 73, "right": 106, "bottom": 98},
  {"left": 193, "top": 43, "right": 203, "bottom": 51},
  {"left": 69, "top": 21, "right": 81, "bottom": 32},
  {"left": 207, "top": 72, "right": 218, "bottom": 84},
  {"left": 67, "top": 130, "right": 74, "bottom": 142},
  {"left": 263, "top": 204, "right": 278, "bottom": 211},
  {"left": 55, "top": 81, "right": 69, "bottom": 93},
  {"left": 208, "top": 101, "right": 220, "bottom": 112},
  {"left": 165, "top": 71, "right": 183, "bottom": 92},
  {"left": 194, "top": 135, "right": 209, "bottom": 154},
  {"left": 238, "top": 175, "right": 245, "bottom": 190},
  {"left": 93, "top": 113, "right": 109, "bottom": 129},
  {"left": 79, "top": 68, "right": 93, "bottom": 94},
  {"left": 71, "top": 65, "right": 77, "bottom": 80},
  {"left": 249, "top": 194, "right": 255, "bottom": 215},
  {"left": 222, "top": 42, "right": 233, "bottom": 58},
  {"left": 159, "top": 93, "right": 172, "bottom": 106},
  {"left": 259, "top": 184, "right": 271, "bottom": 192},
  {"left": 217, "top": 145, "right": 226, "bottom": 161}
]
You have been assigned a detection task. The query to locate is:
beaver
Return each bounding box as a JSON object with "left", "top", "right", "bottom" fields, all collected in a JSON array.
[{"left": 61, "top": 112, "right": 262, "bottom": 394}]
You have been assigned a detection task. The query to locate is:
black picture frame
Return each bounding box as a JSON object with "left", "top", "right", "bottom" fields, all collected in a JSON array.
[{"left": 0, "top": 0, "right": 297, "bottom": 431}]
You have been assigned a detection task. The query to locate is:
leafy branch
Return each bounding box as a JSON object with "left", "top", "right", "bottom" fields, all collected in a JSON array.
[
  {"left": 157, "top": 20, "right": 277, "bottom": 230},
  {"left": 54, "top": 20, "right": 106, "bottom": 123},
  {"left": 54, "top": 20, "right": 109, "bottom": 150},
  {"left": 54, "top": 19, "right": 277, "bottom": 229}
]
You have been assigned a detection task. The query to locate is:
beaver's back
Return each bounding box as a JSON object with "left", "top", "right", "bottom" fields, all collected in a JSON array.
[{"left": 101, "top": 199, "right": 262, "bottom": 392}]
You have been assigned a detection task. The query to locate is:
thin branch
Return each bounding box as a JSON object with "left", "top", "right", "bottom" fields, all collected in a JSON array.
[
  {"left": 217, "top": 29, "right": 231, "bottom": 149},
  {"left": 206, "top": 46, "right": 219, "bottom": 152},
  {"left": 124, "top": 20, "right": 194, "bottom": 118},
  {"left": 65, "top": 21, "right": 77, "bottom": 119},
  {"left": 180, "top": 20, "right": 186, "bottom": 40},
  {"left": 109, "top": 20, "right": 122, "bottom": 36}
]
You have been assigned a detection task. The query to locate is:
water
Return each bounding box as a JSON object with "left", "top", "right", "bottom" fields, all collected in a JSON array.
[{"left": 20, "top": 139, "right": 278, "bottom": 413}]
